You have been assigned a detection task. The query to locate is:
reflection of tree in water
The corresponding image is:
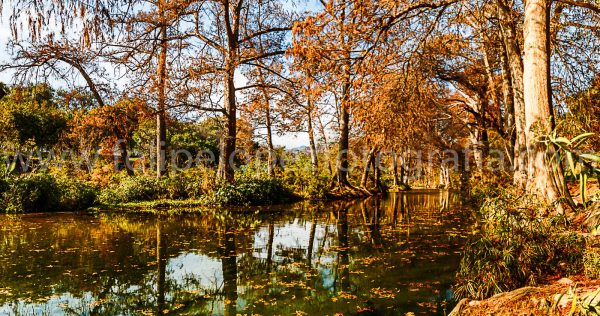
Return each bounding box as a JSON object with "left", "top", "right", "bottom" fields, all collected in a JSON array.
[
  {"left": 0, "top": 192, "right": 470, "bottom": 315},
  {"left": 219, "top": 223, "right": 238, "bottom": 316},
  {"left": 335, "top": 206, "right": 351, "bottom": 293},
  {"left": 156, "top": 219, "right": 167, "bottom": 315}
]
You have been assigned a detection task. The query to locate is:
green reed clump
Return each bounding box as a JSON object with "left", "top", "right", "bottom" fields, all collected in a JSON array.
[{"left": 455, "top": 190, "right": 585, "bottom": 300}]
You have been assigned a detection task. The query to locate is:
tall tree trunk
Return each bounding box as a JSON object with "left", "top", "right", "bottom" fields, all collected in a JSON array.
[
  {"left": 218, "top": 67, "right": 237, "bottom": 183},
  {"left": 119, "top": 140, "right": 134, "bottom": 176},
  {"left": 481, "top": 40, "right": 502, "bottom": 132},
  {"left": 317, "top": 115, "right": 333, "bottom": 175},
  {"left": 307, "top": 99, "right": 319, "bottom": 173},
  {"left": 500, "top": 44, "right": 516, "bottom": 167},
  {"left": 334, "top": 7, "right": 354, "bottom": 190},
  {"left": 361, "top": 147, "right": 376, "bottom": 189},
  {"left": 217, "top": 3, "right": 239, "bottom": 184},
  {"left": 257, "top": 69, "right": 276, "bottom": 177},
  {"left": 336, "top": 93, "right": 351, "bottom": 187},
  {"left": 400, "top": 153, "right": 407, "bottom": 185},
  {"left": 496, "top": 0, "right": 527, "bottom": 189},
  {"left": 523, "top": 0, "right": 564, "bottom": 204},
  {"left": 265, "top": 104, "right": 275, "bottom": 177},
  {"left": 392, "top": 153, "right": 400, "bottom": 187},
  {"left": 156, "top": 4, "right": 168, "bottom": 178}
]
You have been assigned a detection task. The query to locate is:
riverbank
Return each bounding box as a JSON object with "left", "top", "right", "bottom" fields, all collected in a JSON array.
[
  {"left": 451, "top": 180, "right": 600, "bottom": 315},
  {"left": 450, "top": 277, "right": 600, "bottom": 315}
]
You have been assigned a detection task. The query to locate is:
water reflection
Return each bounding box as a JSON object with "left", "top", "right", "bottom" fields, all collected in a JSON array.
[{"left": 0, "top": 190, "right": 468, "bottom": 315}]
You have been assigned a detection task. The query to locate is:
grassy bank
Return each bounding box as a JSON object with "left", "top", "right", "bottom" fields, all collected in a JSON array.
[
  {"left": 451, "top": 180, "right": 600, "bottom": 314},
  {"left": 0, "top": 171, "right": 311, "bottom": 214}
]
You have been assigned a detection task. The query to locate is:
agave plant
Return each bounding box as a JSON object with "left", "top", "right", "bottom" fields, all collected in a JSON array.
[{"left": 546, "top": 131, "right": 600, "bottom": 207}]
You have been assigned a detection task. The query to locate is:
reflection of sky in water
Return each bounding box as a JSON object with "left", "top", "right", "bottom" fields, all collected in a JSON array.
[
  {"left": 0, "top": 292, "right": 94, "bottom": 316},
  {"left": 252, "top": 221, "right": 338, "bottom": 265},
  {"left": 169, "top": 253, "right": 223, "bottom": 289},
  {"left": 0, "top": 191, "right": 469, "bottom": 315}
]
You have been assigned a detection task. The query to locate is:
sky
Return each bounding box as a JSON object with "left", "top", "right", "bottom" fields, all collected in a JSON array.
[{"left": 0, "top": 2, "right": 315, "bottom": 149}]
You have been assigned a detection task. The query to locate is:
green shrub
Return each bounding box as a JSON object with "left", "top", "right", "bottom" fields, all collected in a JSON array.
[
  {"left": 99, "top": 176, "right": 163, "bottom": 204},
  {"left": 99, "top": 169, "right": 215, "bottom": 204},
  {"left": 454, "top": 191, "right": 585, "bottom": 300},
  {"left": 55, "top": 176, "right": 98, "bottom": 211},
  {"left": 162, "top": 168, "right": 215, "bottom": 200},
  {"left": 1, "top": 173, "right": 62, "bottom": 213},
  {"left": 0, "top": 173, "right": 98, "bottom": 213},
  {"left": 283, "top": 171, "right": 330, "bottom": 199},
  {"left": 211, "top": 178, "right": 298, "bottom": 206}
]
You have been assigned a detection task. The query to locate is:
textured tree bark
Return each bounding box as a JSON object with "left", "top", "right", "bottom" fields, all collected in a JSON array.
[
  {"left": 496, "top": 0, "right": 528, "bottom": 189},
  {"left": 523, "top": 0, "right": 564, "bottom": 204},
  {"left": 217, "top": 2, "right": 239, "bottom": 184},
  {"left": 335, "top": 102, "right": 352, "bottom": 187},
  {"left": 255, "top": 68, "right": 276, "bottom": 177},
  {"left": 265, "top": 105, "right": 275, "bottom": 177},
  {"left": 333, "top": 7, "right": 356, "bottom": 191},
  {"left": 217, "top": 67, "right": 237, "bottom": 183},
  {"left": 500, "top": 44, "right": 516, "bottom": 167},
  {"left": 317, "top": 116, "right": 333, "bottom": 175},
  {"left": 156, "top": 2, "right": 168, "bottom": 178},
  {"left": 361, "top": 147, "right": 376, "bottom": 189}
]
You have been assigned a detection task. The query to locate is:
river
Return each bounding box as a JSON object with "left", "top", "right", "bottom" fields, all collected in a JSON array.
[{"left": 0, "top": 190, "right": 472, "bottom": 315}]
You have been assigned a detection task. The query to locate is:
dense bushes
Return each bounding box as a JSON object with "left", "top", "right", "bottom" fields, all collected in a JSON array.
[
  {"left": 98, "top": 169, "right": 214, "bottom": 204},
  {"left": 211, "top": 177, "right": 299, "bottom": 206},
  {"left": 0, "top": 173, "right": 98, "bottom": 213},
  {"left": 98, "top": 173, "right": 298, "bottom": 206},
  {"left": 455, "top": 190, "right": 586, "bottom": 300},
  {"left": 99, "top": 176, "right": 163, "bottom": 204}
]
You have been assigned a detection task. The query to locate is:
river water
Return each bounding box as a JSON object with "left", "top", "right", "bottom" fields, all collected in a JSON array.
[{"left": 0, "top": 190, "right": 472, "bottom": 315}]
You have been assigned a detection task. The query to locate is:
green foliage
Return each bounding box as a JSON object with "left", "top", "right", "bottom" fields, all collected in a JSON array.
[
  {"left": 546, "top": 131, "right": 600, "bottom": 206},
  {"left": 169, "top": 121, "right": 220, "bottom": 166},
  {"left": 210, "top": 177, "right": 298, "bottom": 206},
  {"left": 0, "top": 172, "right": 98, "bottom": 213},
  {"left": 455, "top": 190, "right": 586, "bottom": 300},
  {"left": 159, "top": 168, "right": 215, "bottom": 200},
  {"left": 280, "top": 154, "right": 331, "bottom": 199},
  {"left": 0, "top": 84, "right": 68, "bottom": 148},
  {"left": 552, "top": 287, "right": 600, "bottom": 315},
  {"left": 466, "top": 169, "right": 511, "bottom": 207},
  {"left": 1, "top": 173, "right": 62, "bottom": 213},
  {"left": 99, "top": 176, "right": 164, "bottom": 204},
  {"left": 99, "top": 168, "right": 216, "bottom": 204},
  {"left": 55, "top": 174, "right": 98, "bottom": 211}
]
